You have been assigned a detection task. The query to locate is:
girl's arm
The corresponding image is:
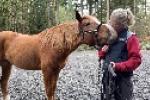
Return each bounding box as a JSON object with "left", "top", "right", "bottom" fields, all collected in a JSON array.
[{"left": 114, "top": 35, "right": 142, "bottom": 72}]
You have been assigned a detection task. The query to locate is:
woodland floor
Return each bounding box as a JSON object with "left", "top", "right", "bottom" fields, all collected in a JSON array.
[{"left": 0, "top": 50, "right": 149, "bottom": 100}]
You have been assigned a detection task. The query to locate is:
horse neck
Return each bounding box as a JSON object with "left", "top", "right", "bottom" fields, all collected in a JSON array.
[{"left": 39, "top": 21, "right": 82, "bottom": 54}]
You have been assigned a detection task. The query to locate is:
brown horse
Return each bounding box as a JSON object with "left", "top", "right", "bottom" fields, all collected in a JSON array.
[
  {"left": 0, "top": 11, "right": 117, "bottom": 100},
  {"left": 0, "top": 12, "right": 100, "bottom": 100}
]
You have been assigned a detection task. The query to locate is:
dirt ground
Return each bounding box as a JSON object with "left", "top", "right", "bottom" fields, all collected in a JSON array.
[{"left": 0, "top": 50, "right": 149, "bottom": 100}]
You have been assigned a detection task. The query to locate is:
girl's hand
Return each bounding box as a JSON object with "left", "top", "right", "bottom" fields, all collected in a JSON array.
[
  {"left": 110, "top": 62, "right": 115, "bottom": 69},
  {"left": 102, "top": 45, "right": 109, "bottom": 52}
]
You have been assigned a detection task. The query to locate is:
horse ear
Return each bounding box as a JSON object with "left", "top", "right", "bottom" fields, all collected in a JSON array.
[
  {"left": 76, "top": 11, "right": 82, "bottom": 22},
  {"left": 97, "top": 23, "right": 102, "bottom": 31}
]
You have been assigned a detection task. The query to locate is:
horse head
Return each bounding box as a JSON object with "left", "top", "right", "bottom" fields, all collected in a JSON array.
[
  {"left": 76, "top": 11, "right": 118, "bottom": 48},
  {"left": 76, "top": 11, "right": 101, "bottom": 46},
  {"left": 96, "top": 24, "right": 118, "bottom": 48}
]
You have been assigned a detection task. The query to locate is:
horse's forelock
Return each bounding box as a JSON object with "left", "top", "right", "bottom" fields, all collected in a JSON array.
[
  {"left": 103, "top": 24, "right": 117, "bottom": 35},
  {"left": 103, "top": 24, "right": 118, "bottom": 43}
]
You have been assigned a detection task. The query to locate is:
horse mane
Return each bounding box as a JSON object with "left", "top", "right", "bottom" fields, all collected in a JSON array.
[
  {"left": 39, "top": 21, "right": 80, "bottom": 51},
  {"left": 83, "top": 15, "right": 100, "bottom": 24}
]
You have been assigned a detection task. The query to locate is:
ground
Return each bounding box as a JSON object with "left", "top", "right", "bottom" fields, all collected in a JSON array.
[{"left": 0, "top": 50, "right": 149, "bottom": 100}]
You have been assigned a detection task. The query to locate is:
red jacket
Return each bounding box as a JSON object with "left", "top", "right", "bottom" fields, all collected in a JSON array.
[{"left": 98, "top": 34, "right": 141, "bottom": 72}]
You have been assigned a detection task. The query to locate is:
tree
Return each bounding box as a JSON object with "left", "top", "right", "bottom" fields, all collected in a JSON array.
[
  {"left": 0, "top": 0, "right": 148, "bottom": 35},
  {"left": 106, "top": 0, "right": 110, "bottom": 21}
]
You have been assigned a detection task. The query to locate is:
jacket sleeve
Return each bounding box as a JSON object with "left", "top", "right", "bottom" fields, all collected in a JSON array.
[{"left": 115, "top": 35, "right": 142, "bottom": 72}]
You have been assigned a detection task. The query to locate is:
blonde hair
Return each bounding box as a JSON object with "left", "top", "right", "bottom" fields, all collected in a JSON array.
[{"left": 110, "top": 8, "right": 135, "bottom": 27}]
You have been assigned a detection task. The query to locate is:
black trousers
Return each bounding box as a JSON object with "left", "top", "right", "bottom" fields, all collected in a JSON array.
[{"left": 102, "top": 75, "right": 133, "bottom": 100}]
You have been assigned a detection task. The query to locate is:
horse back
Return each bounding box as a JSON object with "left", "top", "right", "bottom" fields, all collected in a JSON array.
[{"left": 0, "top": 31, "right": 41, "bottom": 70}]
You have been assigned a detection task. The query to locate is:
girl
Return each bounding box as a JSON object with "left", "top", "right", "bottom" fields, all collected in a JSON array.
[{"left": 98, "top": 8, "right": 141, "bottom": 100}]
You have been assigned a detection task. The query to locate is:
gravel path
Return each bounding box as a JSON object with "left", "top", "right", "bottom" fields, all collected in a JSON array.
[{"left": 0, "top": 50, "right": 149, "bottom": 100}]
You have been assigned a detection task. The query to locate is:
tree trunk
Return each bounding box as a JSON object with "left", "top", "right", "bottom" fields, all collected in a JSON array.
[
  {"left": 87, "top": 0, "right": 93, "bottom": 15},
  {"left": 81, "top": 0, "right": 84, "bottom": 15},
  {"left": 106, "top": 0, "right": 110, "bottom": 22},
  {"left": 47, "top": 0, "right": 57, "bottom": 27},
  {"left": 145, "top": 0, "right": 147, "bottom": 17}
]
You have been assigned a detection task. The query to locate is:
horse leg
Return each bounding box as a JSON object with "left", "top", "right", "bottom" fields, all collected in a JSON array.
[
  {"left": 42, "top": 66, "right": 60, "bottom": 100},
  {"left": 0, "top": 61, "right": 12, "bottom": 100}
]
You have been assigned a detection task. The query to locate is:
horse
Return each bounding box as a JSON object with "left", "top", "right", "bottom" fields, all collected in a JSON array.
[{"left": 0, "top": 11, "right": 117, "bottom": 100}]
